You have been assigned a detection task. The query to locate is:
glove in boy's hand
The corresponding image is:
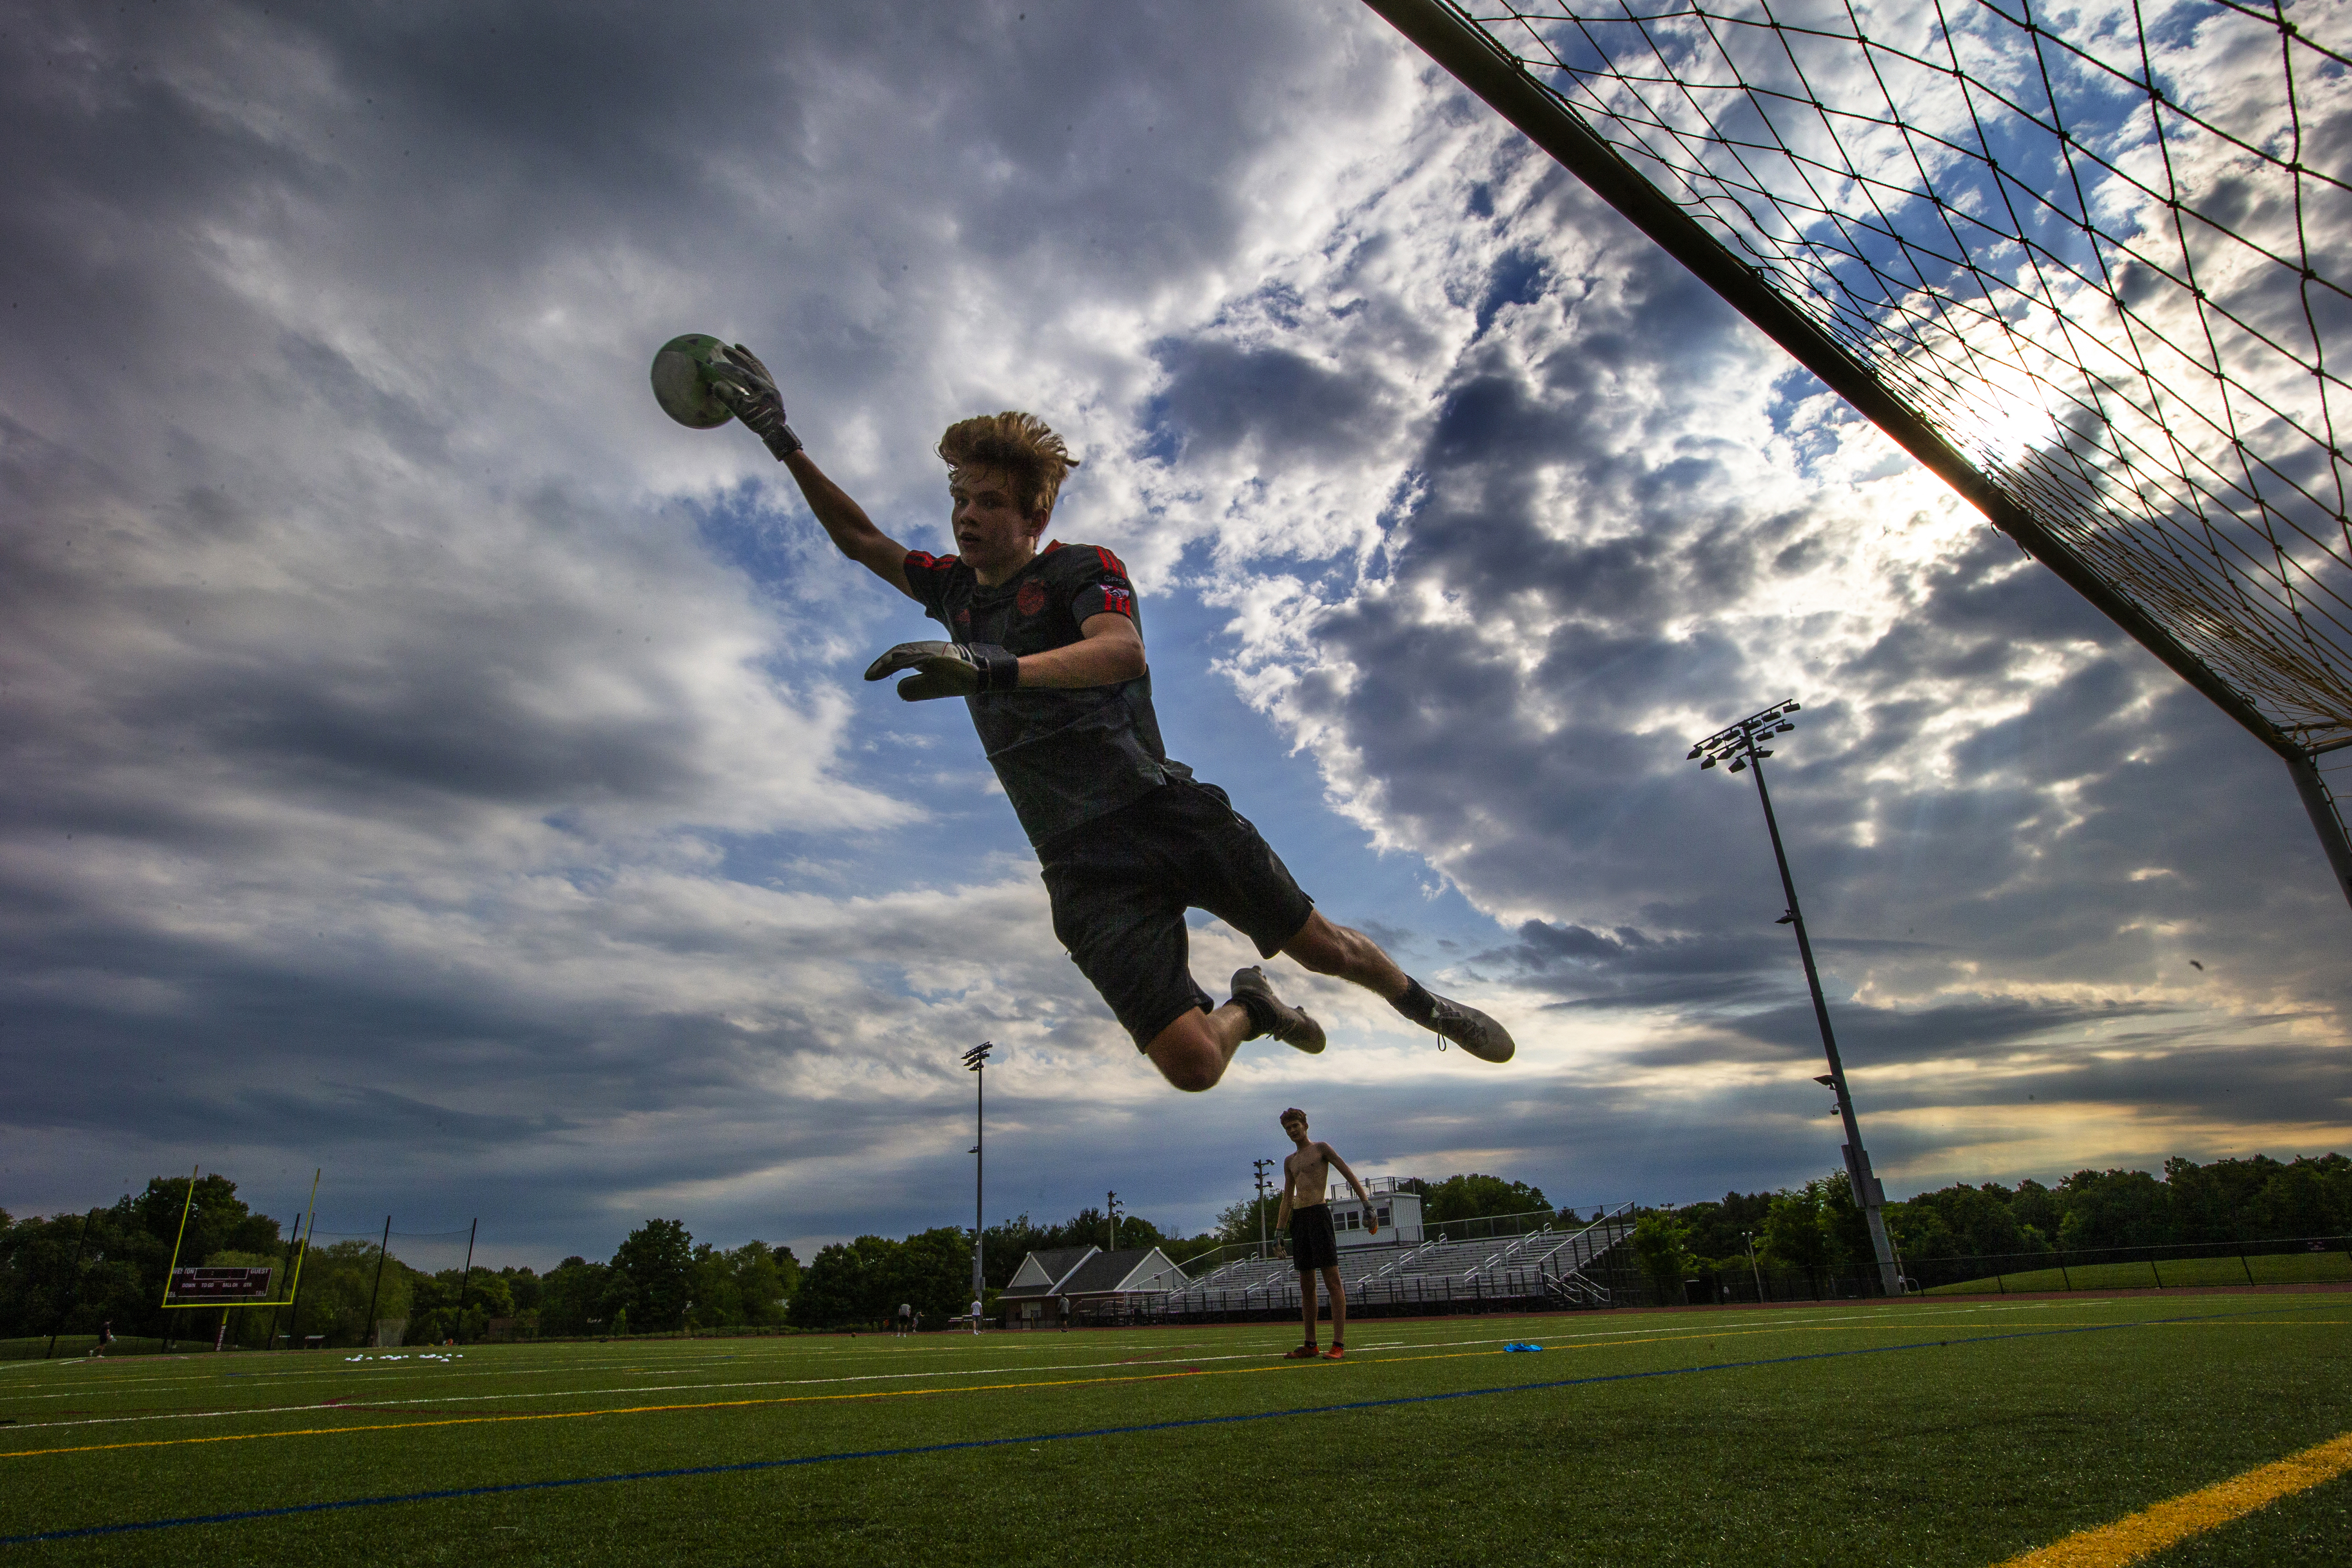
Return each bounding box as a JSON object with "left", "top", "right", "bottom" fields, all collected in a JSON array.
[{"left": 863, "top": 641, "right": 1019, "bottom": 701}]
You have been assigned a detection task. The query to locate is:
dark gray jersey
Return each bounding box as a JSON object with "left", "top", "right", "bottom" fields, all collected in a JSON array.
[{"left": 902, "top": 542, "right": 1192, "bottom": 847}]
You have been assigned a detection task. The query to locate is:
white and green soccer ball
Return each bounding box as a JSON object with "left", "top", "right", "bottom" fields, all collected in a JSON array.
[{"left": 648, "top": 333, "right": 736, "bottom": 429}]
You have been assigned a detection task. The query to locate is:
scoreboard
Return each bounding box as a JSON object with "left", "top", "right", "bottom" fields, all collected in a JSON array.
[{"left": 168, "top": 1266, "right": 275, "bottom": 1302}]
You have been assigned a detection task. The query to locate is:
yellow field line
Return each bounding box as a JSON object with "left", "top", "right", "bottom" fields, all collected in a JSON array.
[
  {"left": 13, "top": 1313, "right": 2318, "bottom": 1463},
  {"left": 1994, "top": 1432, "right": 2352, "bottom": 1567},
  {"left": 0, "top": 1355, "right": 1463, "bottom": 1460},
  {"left": 0, "top": 1326, "right": 1769, "bottom": 1460}
]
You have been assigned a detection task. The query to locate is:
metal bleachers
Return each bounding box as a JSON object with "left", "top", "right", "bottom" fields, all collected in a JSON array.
[{"left": 1160, "top": 1204, "right": 1635, "bottom": 1318}]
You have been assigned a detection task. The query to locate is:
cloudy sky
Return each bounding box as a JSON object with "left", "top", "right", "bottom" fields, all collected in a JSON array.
[{"left": 5, "top": 0, "right": 2347, "bottom": 1268}]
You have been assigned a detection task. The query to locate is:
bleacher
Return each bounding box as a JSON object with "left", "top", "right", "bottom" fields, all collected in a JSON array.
[{"left": 1161, "top": 1204, "right": 1635, "bottom": 1318}]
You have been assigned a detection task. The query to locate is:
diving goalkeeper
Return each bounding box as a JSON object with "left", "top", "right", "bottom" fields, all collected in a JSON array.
[{"left": 706, "top": 347, "right": 1514, "bottom": 1092}]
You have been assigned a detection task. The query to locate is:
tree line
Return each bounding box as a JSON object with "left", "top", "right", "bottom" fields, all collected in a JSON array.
[
  {"left": 9, "top": 1152, "right": 2340, "bottom": 1345},
  {"left": 0, "top": 1175, "right": 799, "bottom": 1348},
  {"left": 1630, "top": 1152, "right": 2352, "bottom": 1299}
]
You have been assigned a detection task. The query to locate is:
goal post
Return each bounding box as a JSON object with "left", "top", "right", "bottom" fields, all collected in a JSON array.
[{"left": 1361, "top": 0, "right": 2352, "bottom": 911}]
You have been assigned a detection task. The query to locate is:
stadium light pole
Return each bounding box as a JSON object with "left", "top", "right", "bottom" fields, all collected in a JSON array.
[
  {"left": 1253, "top": 1158, "right": 1276, "bottom": 1260},
  {"left": 1689, "top": 701, "right": 1902, "bottom": 1296},
  {"left": 962, "top": 1042, "right": 992, "bottom": 1305},
  {"left": 1107, "top": 1191, "right": 1122, "bottom": 1252}
]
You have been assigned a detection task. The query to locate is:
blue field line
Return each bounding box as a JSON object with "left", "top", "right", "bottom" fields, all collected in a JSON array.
[{"left": 3, "top": 1301, "right": 2327, "bottom": 1546}]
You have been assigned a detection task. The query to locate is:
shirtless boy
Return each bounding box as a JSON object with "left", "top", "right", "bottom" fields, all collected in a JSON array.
[
  {"left": 1275, "top": 1107, "right": 1375, "bottom": 1360},
  {"left": 701, "top": 348, "right": 1516, "bottom": 1091}
]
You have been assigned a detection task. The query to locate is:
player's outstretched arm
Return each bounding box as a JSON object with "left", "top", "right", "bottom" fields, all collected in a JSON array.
[
  {"left": 703, "top": 343, "right": 914, "bottom": 599},
  {"left": 781, "top": 450, "right": 916, "bottom": 600},
  {"left": 865, "top": 612, "right": 1146, "bottom": 701},
  {"left": 1019, "top": 612, "right": 1145, "bottom": 689}
]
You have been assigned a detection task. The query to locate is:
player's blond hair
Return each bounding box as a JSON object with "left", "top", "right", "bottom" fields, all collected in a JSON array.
[{"left": 937, "top": 412, "right": 1080, "bottom": 519}]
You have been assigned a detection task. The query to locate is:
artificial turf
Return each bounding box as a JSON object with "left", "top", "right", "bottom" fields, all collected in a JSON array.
[
  {"left": 1922, "top": 1251, "right": 2352, "bottom": 1296},
  {"left": 1, "top": 1291, "right": 2344, "bottom": 1566}
]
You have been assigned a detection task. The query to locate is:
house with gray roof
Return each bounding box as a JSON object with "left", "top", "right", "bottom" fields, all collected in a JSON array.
[{"left": 995, "top": 1245, "right": 1187, "bottom": 1328}]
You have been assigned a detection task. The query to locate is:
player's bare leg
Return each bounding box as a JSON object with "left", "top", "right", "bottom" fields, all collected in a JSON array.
[
  {"left": 1322, "top": 1264, "right": 1348, "bottom": 1357},
  {"left": 1147, "top": 965, "right": 1328, "bottom": 1092},
  {"left": 1144, "top": 1001, "right": 1255, "bottom": 1093},
  {"left": 1284, "top": 1264, "right": 1327, "bottom": 1357},
  {"left": 1280, "top": 911, "right": 1517, "bottom": 1063}
]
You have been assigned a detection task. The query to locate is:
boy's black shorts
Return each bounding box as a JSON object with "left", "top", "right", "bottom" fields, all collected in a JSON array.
[
  {"left": 1038, "top": 779, "right": 1315, "bottom": 1052},
  {"left": 1289, "top": 1205, "right": 1339, "bottom": 1273}
]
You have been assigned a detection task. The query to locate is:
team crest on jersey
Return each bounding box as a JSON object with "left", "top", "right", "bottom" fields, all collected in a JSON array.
[
  {"left": 1016, "top": 579, "right": 1047, "bottom": 616},
  {"left": 1101, "top": 586, "right": 1135, "bottom": 617}
]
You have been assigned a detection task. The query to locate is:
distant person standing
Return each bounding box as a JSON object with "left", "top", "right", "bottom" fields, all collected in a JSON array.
[
  {"left": 897, "top": 1301, "right": 912, "bottom": 1337},
  {"left": 1059, "top": 1295, "right": 1071, "bottom": 1333},
  {"left": 970, "top": 1295, "right": 984, "bottom": 1335},
  {"left": 1275, "top": 1107, "right": 1376, "bottom": 1360}
]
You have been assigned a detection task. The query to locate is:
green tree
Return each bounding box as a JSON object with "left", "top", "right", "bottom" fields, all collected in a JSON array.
[
  {"left": 2055, "top": 1170, "right": 2174, "bottom": 1250},
  {"left": 1632, "top": 1213, "right": 1694, "bottom": 1302},
  {"left": 2249, "top": 1157, "right": 2349, "bottom": 1239},
  {"left": 535, "top": 1257, "right": 610, "bottom": 1335},
  {"left": 2008, "top": 1178, "right": 2063, "bottom": 1239},
  {"left": 1902, "top": 1182, "right": 2031, "bottom": 1259},
  {"left": 1759, "top": 1185, "right": 1832, "bottom": 1285},
  {"left": 1882, "top": 1201, "right": 1959, "bottom": 1263},
  {"left": 789, "top": 1236, "right": 901, "bottom": 1330},
  {"left": 1672, "top": 1192, "right": 1776, "bottom": 1263},
  {"left": 882, "top": 1227, "right": 977, "bottom": 1325},
  {"left": 1417, "top": 1174, "right": 1551, "bottom": 1225},
  {"left": 2164, "top": 1155, "right": 2280, "bottom": 1241},
  {"left": 725, "top": 1241, "right": 797, "bottom": 1326},
  {"left": 285, "top": 1240, "right": 412, "bottom": 1347},
  {"left": 606, "top": 1219, "right": 696, "bottom": 1332}
]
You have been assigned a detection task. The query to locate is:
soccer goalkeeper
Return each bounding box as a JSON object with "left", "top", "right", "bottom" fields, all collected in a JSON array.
[{"left": 705, "top": 347, "right": 1515, "bottom": 1092}]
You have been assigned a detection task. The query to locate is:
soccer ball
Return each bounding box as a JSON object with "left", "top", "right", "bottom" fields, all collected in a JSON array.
[{"left": 649, "top": 333, "right": 736, "bottom": 429}]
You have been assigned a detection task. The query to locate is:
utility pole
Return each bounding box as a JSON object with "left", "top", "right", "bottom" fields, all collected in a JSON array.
[
  {"left": 1690, "top": 700, "right": 1902, "bottom": 1296},
  {"left": 1253, "top": 1158, "right": 1276, "bottom": 1259},
  {"left": 363, "top": 1215, "right": 392, "bottom": 1348},
  {"left": 453, "top": 1218, "right": 478, "bottom": 1343},
  {"left": 962, "top": 1042, "right": 993, "bottom": 1305}
]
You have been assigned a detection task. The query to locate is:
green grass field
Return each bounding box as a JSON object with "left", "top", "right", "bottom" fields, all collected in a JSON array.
[
  {"left": 3, "top": 1292, "right": 2346, "bottom": 1566},
  {"left": 1922, "top": 1251, "right": 2352, "bottom": 1296}
]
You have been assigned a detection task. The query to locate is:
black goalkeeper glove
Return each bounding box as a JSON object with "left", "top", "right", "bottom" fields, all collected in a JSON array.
[
  {"left": 703, "top": 342, "right": 804, "bottom": 460},
  {"left": 863, "top": 641, "right": 1019, "bottom": 701}
]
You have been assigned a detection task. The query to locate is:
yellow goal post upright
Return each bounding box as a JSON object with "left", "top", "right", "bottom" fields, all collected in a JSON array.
[{"left": 158, "top": 1166, "right": 322, "bottom": 1348}]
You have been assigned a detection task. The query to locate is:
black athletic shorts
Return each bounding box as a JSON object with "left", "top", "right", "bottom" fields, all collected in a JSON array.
[
  {"left": 1037, "top": 779, "right": 1316, "bottom": 1051},
  {"left": 1290, "top": 1205, "right": 1339, "bottom": 1273}
]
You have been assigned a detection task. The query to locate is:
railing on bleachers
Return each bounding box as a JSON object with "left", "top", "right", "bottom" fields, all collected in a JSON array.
[{"left": 1159, "top": 1203, "right": 1637, "bottom": 1319}]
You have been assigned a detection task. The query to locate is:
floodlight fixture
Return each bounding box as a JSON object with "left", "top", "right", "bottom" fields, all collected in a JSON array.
[
  {"left": 962, "top": 1040, "right": 995, "bottom": 1298},
  {"left": 1687, "top": 696, "right": 1901, "bottom": 1296},
  {"left": 1253, "top": 1157, "right": 1277, "bottom": 1258}
]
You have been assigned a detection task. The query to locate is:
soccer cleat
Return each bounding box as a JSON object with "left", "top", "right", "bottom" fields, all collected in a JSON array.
[
  {"left": 1323, "top": 1343, "right": 1345, "bottom": 1360},
  {"left": 1231, "top": 966, "right": 1326, "bottom": 1054},
  {"left": 1394, "top": 980, "right": 1516, "bottom": 1063},
  {"left": 1284, "top": 1343, "right": 1322, "bottom": 1359}
]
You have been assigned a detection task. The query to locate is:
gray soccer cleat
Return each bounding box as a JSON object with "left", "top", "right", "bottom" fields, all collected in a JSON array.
[
  {"left": 1395, "top": 981, "right": 1515, "bottom": 1063},
  {"left": 1230, "top": 966, "right": 1326, "bottom": 1054}
]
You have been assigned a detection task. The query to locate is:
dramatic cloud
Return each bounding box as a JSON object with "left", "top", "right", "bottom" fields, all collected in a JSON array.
[{"left": 2, "top": 0, "right": 2344, "bottom": 1265}]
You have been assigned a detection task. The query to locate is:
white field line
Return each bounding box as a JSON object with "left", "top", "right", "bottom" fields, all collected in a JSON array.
[
  {"left": 0, "top": 1300, "right": 2110, "bottom": 1433},
  {"left": 5, "top": 1295, "right": 2089, "bottom": 1398}
]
